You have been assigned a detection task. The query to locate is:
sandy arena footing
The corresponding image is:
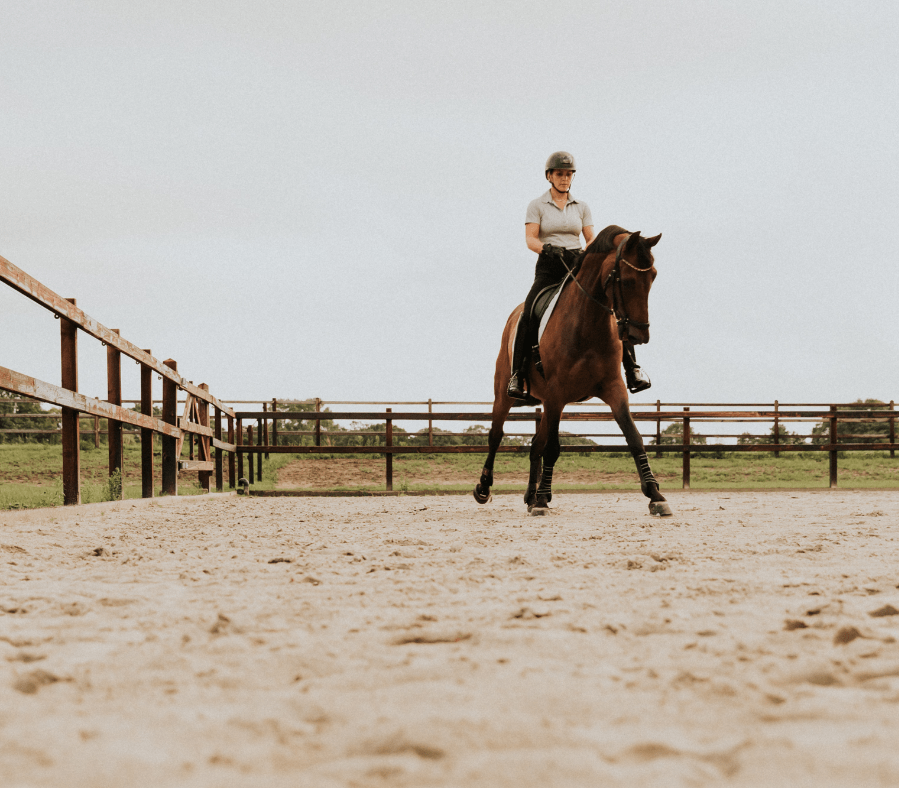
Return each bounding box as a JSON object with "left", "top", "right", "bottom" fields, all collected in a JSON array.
[{"left": 2, "top": 490, "right": 899, "bottom": 787}]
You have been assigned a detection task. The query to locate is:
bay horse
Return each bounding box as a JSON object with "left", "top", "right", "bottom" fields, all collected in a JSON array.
[{"left": 473, "top": 226, "right": 673, "bottom": 517}]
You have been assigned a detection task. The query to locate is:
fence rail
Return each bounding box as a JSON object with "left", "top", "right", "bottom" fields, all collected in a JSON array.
[
  {"left": 1, "top": 254, "right": 236, "bottom": 504},
  {"left": 225, "top": 402, "right": 896, "bottom": 491},
  {"left": 4, "top": 387, "right": 897, "bottom": 493}
]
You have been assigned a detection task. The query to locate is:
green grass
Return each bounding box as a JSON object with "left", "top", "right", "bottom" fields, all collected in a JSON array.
[
  {"left": 263, "top": 450, "right": 899, "bottom": 492},
  {"left": 238, "top": 452, "right": 309, "bottom": 491},
  {"left": 0, "top": 441, "right": 214, "bottom": 510},
  {"left": 2, "top": 443, "right": 898, "bottom": 508}
]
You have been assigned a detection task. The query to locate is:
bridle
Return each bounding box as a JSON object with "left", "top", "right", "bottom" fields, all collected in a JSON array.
[{"left": 560, "top": 234, "right": 654, "bottom": 337}]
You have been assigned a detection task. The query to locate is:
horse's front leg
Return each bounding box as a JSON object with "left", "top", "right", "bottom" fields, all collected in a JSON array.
[
  {"left": 607, "top": 388, "right": 673, "bottom": 517},
  {"left": 474, "top": 398, "right": 512, "bottom": 504},
  {"left": 527, "top": 402, "right": 562, "bottom": 516}
]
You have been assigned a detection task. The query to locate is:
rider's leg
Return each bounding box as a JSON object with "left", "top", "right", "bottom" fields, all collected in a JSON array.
[
  {"left": 508, "top": 249, "right": 568, "bottom": 398},
  {"left": 507, "top": 316, "right": 530, "bottom": 398},
  {"left": 622, "top": 341, "right": 651, "bottom": 394}
]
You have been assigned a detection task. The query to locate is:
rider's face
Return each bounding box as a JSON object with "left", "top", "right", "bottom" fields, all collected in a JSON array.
[{"left": 548, "top": 169, "right": 575, "bottom": 192}]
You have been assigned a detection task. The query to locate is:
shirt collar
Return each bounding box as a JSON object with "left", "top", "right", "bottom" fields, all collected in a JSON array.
[{"left": 542, "top": 188, "right": 578, "bottom": 205}]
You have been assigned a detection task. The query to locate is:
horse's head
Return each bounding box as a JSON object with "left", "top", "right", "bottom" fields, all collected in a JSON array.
[{"left": 599, "top": 231, "right": 660, "bottom": 345}]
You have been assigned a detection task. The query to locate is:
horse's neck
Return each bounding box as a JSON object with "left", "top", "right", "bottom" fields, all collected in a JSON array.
[{"left": 568, "top": 256, "right": 617, "bottom": 343}]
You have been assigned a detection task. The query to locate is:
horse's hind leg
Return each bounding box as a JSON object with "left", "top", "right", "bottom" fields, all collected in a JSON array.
[
  {"left": 524, "top": 442, "right": 542, "bottom": 512},
  {"left": 473, "top": 399, "right": 511, "bottom": 504},
  {"left": 527, "top": 402, "right": 562, "bottom": 516},
  {"left": 607, "top": 391, "right": 673, "bottom": 517}
]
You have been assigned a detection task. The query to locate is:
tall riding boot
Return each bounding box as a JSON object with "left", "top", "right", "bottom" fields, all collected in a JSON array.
[
  {"left": 622, "top": 342, "right": 651, "bottom": 393},
  {"left": 507, "top": 317, "right": 529, "bottom": 399}
]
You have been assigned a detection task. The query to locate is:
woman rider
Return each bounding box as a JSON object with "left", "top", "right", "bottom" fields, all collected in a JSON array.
[{"left": 506, "top": 151, "right": 651, "bottom": 399}]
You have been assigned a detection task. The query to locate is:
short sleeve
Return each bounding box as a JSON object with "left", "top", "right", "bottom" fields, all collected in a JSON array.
[
  {"left": 580, "top": 201, "right": 594, "bottom": 228},
  {"left": 525, "top": 198, "right": 542, "bottom": 225}
]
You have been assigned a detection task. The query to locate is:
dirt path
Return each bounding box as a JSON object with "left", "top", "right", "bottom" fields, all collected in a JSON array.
[{"left": 2, "top": 490, "right": 899, "bottom": 786}]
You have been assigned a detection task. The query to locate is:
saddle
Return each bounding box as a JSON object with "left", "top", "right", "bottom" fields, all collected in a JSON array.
[
  {"left": 529, "top": 275, "right": 572, "bottom": 376},
  {"left": 509, "top": 275, "right": 572, "bottom": 406}
]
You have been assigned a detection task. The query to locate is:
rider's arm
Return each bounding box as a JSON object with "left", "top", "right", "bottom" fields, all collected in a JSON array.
[
  {"left": 525, "top": 223, "right": 543, "bottom": 254},
  {"left": 582, "top": 225, "right": 596, "bottom": 247}
]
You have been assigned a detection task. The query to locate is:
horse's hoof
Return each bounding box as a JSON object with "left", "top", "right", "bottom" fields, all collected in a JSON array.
[
  {"left": 528, "top": 494, "right": 549, "bottom": 516},
  {"left": 472, "top": 485, "right": 492, "bottom": 505},
  {"left": 649, "top": 501, "right": 673, "bottom": 517}
]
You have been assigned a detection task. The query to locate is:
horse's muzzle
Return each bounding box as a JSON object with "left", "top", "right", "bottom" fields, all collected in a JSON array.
[{"left": 625, "top": 324, "right": 650, "bottom": 345}]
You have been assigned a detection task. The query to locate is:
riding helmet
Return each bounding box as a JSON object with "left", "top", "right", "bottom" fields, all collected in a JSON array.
[{"left": 545, "top": 151, "right": 576, "bottom": 173}]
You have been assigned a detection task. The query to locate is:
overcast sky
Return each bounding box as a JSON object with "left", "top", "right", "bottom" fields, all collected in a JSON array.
[{"left": 2, "top": 0, "right": 897, "bottom": 410}]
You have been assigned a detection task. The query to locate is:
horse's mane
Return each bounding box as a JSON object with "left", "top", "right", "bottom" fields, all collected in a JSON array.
[{"left": 585, "top": 225, "right": 630, "bottom": 256}]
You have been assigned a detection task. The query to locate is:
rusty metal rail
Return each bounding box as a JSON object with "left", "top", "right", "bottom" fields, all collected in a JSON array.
[{"left": 1, "top": 254, "right": 236, "bottom": 503}]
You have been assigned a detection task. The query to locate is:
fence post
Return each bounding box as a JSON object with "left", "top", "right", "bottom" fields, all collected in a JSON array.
[
  {"left": 829, "top": 404, "right": 838, "bottom": 488},
  {"left": 60, "top": 297, "right": 80, "bottom": 505},
  {"left": 428, "top": 398, "right": 433, "bottom": 447},
  {"left": 161, "top": 359, "right": 179, "bottom": 496},
  {"left": 682, "top": 407, "right": 691, "bottom": 490},
  {"left": 248, "top": 425, "right": 255, "bottom": 484},
  {"left": 93, "top": 415, "right": 100, "bottom": 449},
  {"left": 214, "top": 405, "right": 223, "bottom": 492},
  {"left": 106, "top": 328, "right": 123, "bottom": 498},
  {"left": 227, "top": 414, "right": 235, "bottom": 489},
  {"left": 773, "top": 399, "right": 780, "bottom": 459},
  {"left": 315, "top": 398, "right": 322, "bottom": 447},
  {"left": 385, "top": 407, "right": 393, "bottom": 491},
  {"left": 655, "top": 399, "right": 661, "bottom": 459},
  {"left": 890, "top": 400, "right": 895, "bottom": 459},
  {"left": 256, "top": 417, "right": 263, "bottom": 481},
  {"left": 198, "top": 384, "right": 211, "bottom": 492},
  {"left": 263, "top": 402, "right": 270, "bottom": 460},
  {"left": 141, "top": 349, "right": 154, "bottom": 499},
  {"left": 271, "top": 399, "right": 278, "bottom": 449},
  {"left": 236, "top": 418, "right": 244, "bottom": 483}
]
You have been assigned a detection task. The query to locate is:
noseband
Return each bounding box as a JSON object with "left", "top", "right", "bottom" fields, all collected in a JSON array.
[{"left": 561, "top": 234, "right": 654, "bottom": 337}]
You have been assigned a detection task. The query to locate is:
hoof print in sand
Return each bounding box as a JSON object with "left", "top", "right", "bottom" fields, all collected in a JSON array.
[
  {"left": 833, "top": 626, "right": 863, "bottom": 645},
  {"left": 13, "top": 669, "right": 63, "bottom": 695}
]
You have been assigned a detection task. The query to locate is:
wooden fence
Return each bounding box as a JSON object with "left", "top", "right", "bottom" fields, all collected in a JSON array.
[
  {"left": 0, "top": 254, "right": 236, "bottom": 504},
  {"left": 230, "top": 401, "right": 897, "bottom": 491}
]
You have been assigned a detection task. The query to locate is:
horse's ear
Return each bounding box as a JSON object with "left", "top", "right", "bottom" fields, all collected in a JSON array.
[
  {"left": 644, "top": 233, "right": 661, "bottom": 248},
  {"left": 625, "top": 231, "right": 642, "bottom": 251}
]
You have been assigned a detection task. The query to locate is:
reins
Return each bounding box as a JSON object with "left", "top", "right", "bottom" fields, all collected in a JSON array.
[
  {"left": 561, "top": 234, "right": 654, "bottom": 335},
  {"left": 559, "top": 254, "right": 613, "bottom": 316}
]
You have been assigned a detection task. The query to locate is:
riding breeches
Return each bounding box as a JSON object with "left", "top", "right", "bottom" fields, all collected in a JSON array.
[{"left": 522, "top": 248, "right": 579, "bottom": 323}]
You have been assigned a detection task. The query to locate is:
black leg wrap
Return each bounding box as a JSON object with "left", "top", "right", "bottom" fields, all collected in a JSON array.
[
  {"left": 536, "top": 465, "right": 553, "bottom": 503},
  {"left": 479, "top": 467, "right": 493, "bottom": 488},
  {"left": 636, "top": 453, "right": 658, "bottom": 492}
]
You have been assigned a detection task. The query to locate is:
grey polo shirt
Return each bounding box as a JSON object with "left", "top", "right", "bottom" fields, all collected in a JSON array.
[{"left": 525, "top": 190, "right": 594, "bottom": 250}]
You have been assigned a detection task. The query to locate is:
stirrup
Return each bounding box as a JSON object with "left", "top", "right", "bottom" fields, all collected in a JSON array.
[
  {"left": 626, "top": 367, "right": 651, "bottom": 394},
  {"left": 507, "top": 373, "right": 526, "bottom": 399}
]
